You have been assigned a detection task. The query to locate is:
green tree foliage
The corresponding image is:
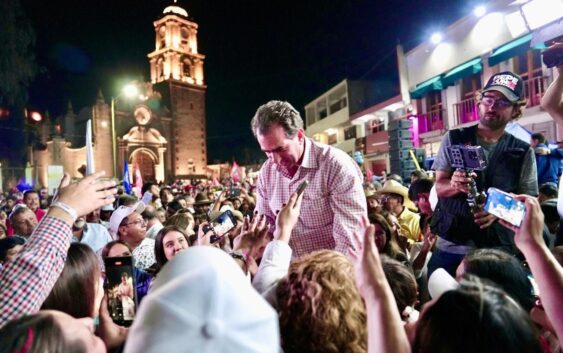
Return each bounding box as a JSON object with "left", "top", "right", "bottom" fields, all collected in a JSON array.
[
  {"left": 0, "top": 0, "right": 37, "bottom": 107},
  {"left": 0, "top": 0, "right": 38, "bottom": 167}
]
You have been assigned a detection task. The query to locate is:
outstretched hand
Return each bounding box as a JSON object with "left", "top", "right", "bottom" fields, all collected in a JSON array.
[
  {"left": 54, "top": 171, "right": 117, "bottom": 216},
  {"left": 349, "top": 216, "right": 384, "bottom": 300},
  {"left": 273, "top": 191, "right": 303, "bottom": 243},
  {"left": 233, "top": 214, "right": 271, "bottom": 259},
  {"left": 498, "top": 194, "right": 546, "bottom": 253}
]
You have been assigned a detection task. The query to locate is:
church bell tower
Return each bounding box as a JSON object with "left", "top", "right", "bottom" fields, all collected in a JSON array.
[{"left": 148, "top": 1, "right": 207, "bottom": 177}]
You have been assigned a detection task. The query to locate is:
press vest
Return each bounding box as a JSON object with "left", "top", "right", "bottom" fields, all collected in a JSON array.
[{"left": 431, "top": 124, "right": 530, "bottom": 253}]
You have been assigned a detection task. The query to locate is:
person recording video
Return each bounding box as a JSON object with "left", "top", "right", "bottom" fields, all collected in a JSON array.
[{"left": 430, "top": 71, "right": 538, "bottom": 277}]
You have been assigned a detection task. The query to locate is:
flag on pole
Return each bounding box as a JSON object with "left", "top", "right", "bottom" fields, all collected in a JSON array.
[
  {"left": 134, "top": 162, "right": 143, "bottom": 192},
  {"left": 230, "top": 161, "right": 240, "bottom": 183},
  {"left": 85, "top": 119, "right": 95, "bottom": 175},
  {"left": 123, "top": 161, "right": 131, "bottom": 194}
]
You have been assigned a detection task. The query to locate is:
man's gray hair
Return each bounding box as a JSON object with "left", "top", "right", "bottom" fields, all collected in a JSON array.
[
  {"left": 8, "top": 204, "right": 31, "bottom": 223},
  {"left": 251, "top": 100, "right": 303, "bottom": 138}
]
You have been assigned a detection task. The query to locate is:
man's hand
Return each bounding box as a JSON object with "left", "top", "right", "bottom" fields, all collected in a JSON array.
[
  {"left": 473, "top": 210, "right": 497, "bottom": 229},
  {"left": 273, "top": 191, "right": 303, "bottom": 243},
  {"left": 55, "top": 171, "right": 117, "bottom": 216},
  {"left": 449, "top": 170, "right": 475, "bottom": 195}
]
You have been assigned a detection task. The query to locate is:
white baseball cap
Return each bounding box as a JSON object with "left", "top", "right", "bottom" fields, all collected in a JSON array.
[
  {"left": 109, "top": 201, "right": 145, "bottom": 238},
  {"left": 124, "top": 246, "right": 280, "bottom": 353},
  {"left": 428, "top": 268, "right": 459, "bottom": 299}
]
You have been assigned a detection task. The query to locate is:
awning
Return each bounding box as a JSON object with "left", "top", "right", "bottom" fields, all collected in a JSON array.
[
  {"left": 409, "top": 75, "right": 443, "bottom": 99},
  {"left": 488, "top": 33, "right": 532, "bottom": 67},
  {"left": 441, "top": 57, "right": 482, "bottom": 87}
]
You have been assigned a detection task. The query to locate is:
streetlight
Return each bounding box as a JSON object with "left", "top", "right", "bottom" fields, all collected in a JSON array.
[{"left": 111, "top": 83, "right": 140, "bottom": 177}]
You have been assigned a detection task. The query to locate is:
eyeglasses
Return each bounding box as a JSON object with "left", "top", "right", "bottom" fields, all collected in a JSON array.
[
  {"left": 125, "top": 218, "right": 146, "bottom": 227},
  {"left": 480, "top": 96, "right": 513, "bottom": 109}
]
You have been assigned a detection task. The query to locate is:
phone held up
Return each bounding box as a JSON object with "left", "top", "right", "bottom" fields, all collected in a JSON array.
[
  {"left": 207, "top": 209, "right": 238, "bottom": 243},
  {"left": 104, "top": 256, "right": 137, "bottom": 327},
  {"left": 296, "top": 180, "right": 309, "bottom": 198},
  {"left": 483, "top": 187, "right": 526, "bottom": 227}
]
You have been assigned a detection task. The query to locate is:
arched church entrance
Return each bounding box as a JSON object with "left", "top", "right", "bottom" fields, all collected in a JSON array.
[{"left": 130, "top": 148, "right": 156, "bottom": 182}]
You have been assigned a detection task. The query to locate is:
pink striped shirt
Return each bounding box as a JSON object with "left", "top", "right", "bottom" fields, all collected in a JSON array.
[{"left": 256, "top": 138, "right": 367, "bottom": 258}]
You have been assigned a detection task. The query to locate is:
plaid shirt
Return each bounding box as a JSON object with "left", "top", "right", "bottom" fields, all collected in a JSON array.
[
  {"left": 256, "top": 138, "right": 367, "bottom": 258},
  {"left": 0, "top": 216, "right": 71, "bottom": 327}
]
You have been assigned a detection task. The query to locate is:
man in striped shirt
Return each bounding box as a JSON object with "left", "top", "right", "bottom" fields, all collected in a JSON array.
[{"left": 252, "top": 101, "right": 367, "bottom": 258}]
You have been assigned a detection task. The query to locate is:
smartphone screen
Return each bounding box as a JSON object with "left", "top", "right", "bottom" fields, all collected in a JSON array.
[
  {"left": 104, "top": 256, "right": 137, "bottom": 327},
  {"left": 296, "top": 180, "right": 309, "bottom": 197},
  {"left": 228, "top": 188, "right": 241, "bottom": 198},
  {"left": 210, "top": 210, "right": 237, "bottom": 238},
  {"left": 484, "top": 187, "right": 526, "bottom": 227}
]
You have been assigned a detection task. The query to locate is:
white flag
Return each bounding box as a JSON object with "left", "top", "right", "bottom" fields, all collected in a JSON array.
[{"left": 86, "top": 119, "right": 96, "bottom": 175}]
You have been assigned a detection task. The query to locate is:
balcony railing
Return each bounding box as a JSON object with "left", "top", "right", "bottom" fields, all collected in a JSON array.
[
  {"left": 416, "top": 109, "right": 445, "bottom": 134},
  {"left": 523, "top": 76, "right": 548, "bottom": 108},
  {"left": 453, "top": 97, "right": 479, "bottom": 126}
]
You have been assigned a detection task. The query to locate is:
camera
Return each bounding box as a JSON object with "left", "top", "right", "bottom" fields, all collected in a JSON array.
[
  {"left": 447, "top": 145, "right": 487, "bottom": 171},
  {"left": 543, "top": 46, "right": 563, "bottom": 68},
  {"left": 447, "top": 145, "right": 488, "bottom": 211}
]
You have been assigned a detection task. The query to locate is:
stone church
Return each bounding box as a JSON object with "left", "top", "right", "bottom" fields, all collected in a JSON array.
[{"left": 31, "top": 3, "right": 207, "bottom": 186}]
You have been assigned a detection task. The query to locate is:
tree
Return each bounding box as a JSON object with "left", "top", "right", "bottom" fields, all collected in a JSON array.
[{"left": 0, "top": 0, "right": 38, "bottom": 167}]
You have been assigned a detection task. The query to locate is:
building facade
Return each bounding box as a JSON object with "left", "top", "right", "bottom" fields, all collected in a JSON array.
[
  {"left": 306, "top": 0, "right": 562, "bottom": 180},
  {"left": 31, "top": 3, "right": 207, "bottom": 187}
]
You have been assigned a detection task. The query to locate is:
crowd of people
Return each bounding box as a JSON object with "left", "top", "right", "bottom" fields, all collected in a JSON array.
[{"left": 0, "top": 67, "right": 562, "bottom": 353}]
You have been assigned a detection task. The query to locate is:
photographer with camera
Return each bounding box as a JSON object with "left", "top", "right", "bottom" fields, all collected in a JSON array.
[
  {"left": 541, "top": 43, "right": 563, "bottom": 125},
  {"left": 429, "top": 71, "right": 538, "bottom": 277}
]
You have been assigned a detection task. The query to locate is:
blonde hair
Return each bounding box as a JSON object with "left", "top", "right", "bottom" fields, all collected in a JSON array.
[{"left": 276, "top": 250, "right": 367, "bottom": 353}]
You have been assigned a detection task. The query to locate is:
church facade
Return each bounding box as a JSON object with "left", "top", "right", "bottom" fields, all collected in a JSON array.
[{"left": 31, "top": 3, "right": 207, "bottom": 186}]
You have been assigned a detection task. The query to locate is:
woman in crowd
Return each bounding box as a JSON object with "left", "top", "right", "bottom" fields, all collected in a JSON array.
[
  {"left": 276, "top": 250, "right": 367, "bottom": 353},
  {"left": 456, "top": 248, "right": 535, "bottom": 311},
  {"left": 101, "top": 240, "right": 153, "bottom": 303},
  {"left": 368, "top": 212, "right": 408, "bottom": 263},
  {"left": 154, "top": 225, "right": 190, "bottom": 271},
  {"left": 413, "top": 276, "right": 543, "bottom": 353},
  {"left": 381, "top": 255, "right": 419, "bottom": 323},
  {"left": 41, "top": 243, "right": 104, "bottom": 319}
]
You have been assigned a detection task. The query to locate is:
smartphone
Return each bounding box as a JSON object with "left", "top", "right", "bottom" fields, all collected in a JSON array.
[
  {"left": 228, "top": 188, "right": 241, "bottom": 198},
  {"left": 104, "top": 256, "right": 137, "bottom": 327},
  {"left": 296, "top": 180, "right": 309, "bottom": 197},
  {"left": 209, "top": 210, "right": 237, "bottom": 242},
  {"left": 484, "top": 187, "right": 526, "bottom": 227}
]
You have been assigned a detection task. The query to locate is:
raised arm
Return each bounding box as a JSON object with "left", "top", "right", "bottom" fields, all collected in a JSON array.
[
  {"left": 500, "top": 195, "right": 563, "bottom": 342},
  {"left": 0, "top": 172, "right": 116, "bottom": 327},
  {"left": 351, "top": 219, "right": 411, "bottom": 353},
  {"left": 541, "top": 44, "right": 563, "bottom": 125}
]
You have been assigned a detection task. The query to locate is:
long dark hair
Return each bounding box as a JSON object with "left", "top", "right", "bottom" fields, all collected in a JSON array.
[
  {"left": 41, "top": 243, "right": 100, "bottom": 318},
  {"left": 154, "top": 225, "right": 190, "bottom": 270},
  {"left": 368, "top": 212, "right": 407, "bottom": 262},
  {"left": 413, "top": 276, "right": 542, "bottom": 353},
  {"left": 462, "top": 248, "right": 535, "bottom": 311}
]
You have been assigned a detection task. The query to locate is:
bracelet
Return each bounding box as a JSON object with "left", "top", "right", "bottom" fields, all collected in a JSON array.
[{"left": 50, "top": 201, "right": 78, "bottom": 221}]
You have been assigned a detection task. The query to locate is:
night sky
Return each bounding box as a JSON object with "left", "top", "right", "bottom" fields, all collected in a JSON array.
[{"left": 20, "top": 0, "right": 469, "bottom": 163}]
